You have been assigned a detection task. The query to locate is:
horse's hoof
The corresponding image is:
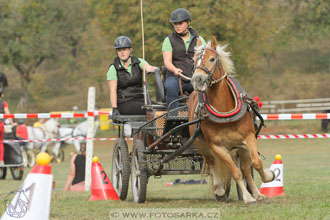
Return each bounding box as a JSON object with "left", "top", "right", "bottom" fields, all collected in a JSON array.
[
  {"left": 215, "top": 194, "right": 228, "bottom": 202},
  {"left": 254, "top": 194, "right": 267, "bottom": 201},
  {"left": 244, "top": 198, "right": 257, "bottom": 205}
]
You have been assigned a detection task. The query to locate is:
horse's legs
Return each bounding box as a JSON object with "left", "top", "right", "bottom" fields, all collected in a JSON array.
[
  {"left": 40, "top": 143, "right": 49, "bottom": 153},
  {"left": 52, "top": 142, "right": 61, "bottom": 155},
  {"left": 238, "top": 148, "right": 266, "bottom": 201},
  {"left": 246, "top": 134, "right": 274, "bottom": 183},
  {"left": 73, "top": 140, "right": 80, "bottom": 152},
  {"left": 209, "top": 144, "right": 256, "bottom": 204}
]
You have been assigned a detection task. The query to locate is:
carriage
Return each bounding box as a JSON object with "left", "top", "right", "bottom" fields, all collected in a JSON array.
[
  {"left": 0, "top": 125, "right": 24, "bottom": 180},
  {"left": 111, "top": 62, "right": 264, "bottom": 203}
]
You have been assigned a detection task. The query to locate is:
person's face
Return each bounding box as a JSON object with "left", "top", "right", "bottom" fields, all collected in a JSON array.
[
  {"left": 173, "top": 21, "right": 189, "bottom": 34},
  {"left": 116, "top": 48, "right": 132, "bottom": 61}
]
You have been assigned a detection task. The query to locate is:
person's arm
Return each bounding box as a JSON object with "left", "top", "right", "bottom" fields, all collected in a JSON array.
[
  {"left": 108, "top": 80, "right": 118, "bottom": 108},
  {"left": 64, "top": 154, "right": 77, "bottom": 191},
  {"left": 107, "top": 65, "right": 118, "bottom": 108},
  {"left": 4, "top": 106, "right": 15, "bottom": 125},
  {"left": 143, "top": 63, "right": 157, "bottom": 73}
]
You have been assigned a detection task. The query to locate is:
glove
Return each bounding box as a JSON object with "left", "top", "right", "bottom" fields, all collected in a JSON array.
[{"left": 111, "top": 108, "right": 120, "bottom": 120}]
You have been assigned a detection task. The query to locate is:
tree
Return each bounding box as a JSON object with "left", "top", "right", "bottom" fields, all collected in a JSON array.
[{"left": 0, "top": 0, "right": 90, "bottom": 109}]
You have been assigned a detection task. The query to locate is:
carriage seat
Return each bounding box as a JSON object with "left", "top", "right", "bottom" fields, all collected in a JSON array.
[
  {"left": 112, "top": 115, "right": 146, "bottom": 123},
  {"left": 154, "top": 67, "right": 166, "bottom": 103}
]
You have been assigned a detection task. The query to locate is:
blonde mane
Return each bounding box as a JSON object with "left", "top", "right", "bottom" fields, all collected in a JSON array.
[{"left": 195, "top": 41, "right": 235, "bottom": 76}]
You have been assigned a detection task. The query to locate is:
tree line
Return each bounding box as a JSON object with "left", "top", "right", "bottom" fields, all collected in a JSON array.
[{"left": 0, "top": 0, "right": 329, "bottom": 111}]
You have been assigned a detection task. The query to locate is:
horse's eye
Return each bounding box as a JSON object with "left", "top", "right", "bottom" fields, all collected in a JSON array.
[{"left": 210, "top": 57, "right": 215, "bottom": 62}]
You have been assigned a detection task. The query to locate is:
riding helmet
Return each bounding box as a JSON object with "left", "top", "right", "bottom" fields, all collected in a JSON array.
[
  {"left": 114, "top": 36, "right": 132, "bottom": 49},
  {"left": 170, "top": 8, "right": 191, "bottom": 23}
]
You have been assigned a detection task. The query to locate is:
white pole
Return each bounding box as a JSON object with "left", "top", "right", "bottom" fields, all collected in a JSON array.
[{"left": 85, "top": 87, "right": 95, "bottom": 191}]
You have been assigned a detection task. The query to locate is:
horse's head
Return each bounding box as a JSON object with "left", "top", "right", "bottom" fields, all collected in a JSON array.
[
  {"left": 43, "top": 118, "right": 60, "bottom": 138},
  {"left": 192, "top": 37, "right": 235, "bottom": 92}
]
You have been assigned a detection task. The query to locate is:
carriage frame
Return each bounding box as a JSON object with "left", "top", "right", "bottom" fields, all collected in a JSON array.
[{"left": 110, "top": 68, "right": 259, "bottom": 203}]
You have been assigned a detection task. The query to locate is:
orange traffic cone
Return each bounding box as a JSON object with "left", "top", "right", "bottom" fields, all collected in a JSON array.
[
  {"left": 89, "top": 156, "right": 119, "bottom": 201},
  {"left": 260, "top": 154, "right": 285, "bottom": 198},
  {"left": 1, "top": 153, "right": 53, "bottom": 220}
]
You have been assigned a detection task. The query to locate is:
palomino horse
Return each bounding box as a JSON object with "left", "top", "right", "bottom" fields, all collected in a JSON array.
[
  {"left": 27, "top": 118, "right": 60, "bottom": 153},
  {"left": 188, "top": 38, "right": 274, "bottom": 204}
]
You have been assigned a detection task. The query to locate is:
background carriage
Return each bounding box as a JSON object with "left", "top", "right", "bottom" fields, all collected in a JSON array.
[{"left": 0, "top": 124, "right": 24, "bottom": 180}]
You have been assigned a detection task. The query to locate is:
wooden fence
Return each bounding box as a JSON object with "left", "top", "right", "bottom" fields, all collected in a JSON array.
[{"left": 260, "top": 98, "right": 330, "bottom": 114}]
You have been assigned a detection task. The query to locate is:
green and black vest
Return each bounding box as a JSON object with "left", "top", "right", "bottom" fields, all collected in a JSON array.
[
  {"left": 111, "top": 56, "right": 144, "bottom": 104},
  {"left": 167, "top": 28, "right": 199, "bottom": 80}
]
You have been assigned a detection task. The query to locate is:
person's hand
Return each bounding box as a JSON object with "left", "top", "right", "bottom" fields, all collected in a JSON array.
[
  {"left": 173, "top": 68, "right": 183, "bottom": 77},
  {"left": 111, "top": 108, "right": 120, "bottom": 120}
]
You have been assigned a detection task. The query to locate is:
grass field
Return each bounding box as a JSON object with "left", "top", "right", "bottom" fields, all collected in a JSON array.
[{"left": 0, "top": 137, "right": 329, "bottom": 219}]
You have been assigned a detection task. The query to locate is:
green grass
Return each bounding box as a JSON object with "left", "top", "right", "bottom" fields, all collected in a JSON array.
[{"left": 0, "top": 139, "right": 329, "bottom": 220}]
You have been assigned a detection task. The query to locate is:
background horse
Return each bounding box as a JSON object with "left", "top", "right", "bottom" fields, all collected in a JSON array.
[
  {"left": 52, "top": 119, "right": 99, "bottom": 156},
  {"left": 188, "top": 38, "right": 274, "bottom": 204},
  {"left": 27, "top": 118, "right": 60, "bottom": 153}
]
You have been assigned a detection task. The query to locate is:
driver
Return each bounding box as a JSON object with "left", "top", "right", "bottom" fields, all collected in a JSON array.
[
  {"left": 107, "top": 36, "right": 158, "bottom": 118},
  {"left": 162, "top": 8, "right": 206, "bottom": 110},
  {"left": 0, "top": 89, "right": 16, "bottom": 166}
]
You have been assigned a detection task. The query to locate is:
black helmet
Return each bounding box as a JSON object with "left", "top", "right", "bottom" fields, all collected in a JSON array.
[
  {"left": 114, "top": 36, "right": 132, "bottom": 49},
  {"left": 170, "top": 8, "right": 191, "bottom": 23},
  {"left": 18, "top": 119, "right": 25, "bottom": 125}
]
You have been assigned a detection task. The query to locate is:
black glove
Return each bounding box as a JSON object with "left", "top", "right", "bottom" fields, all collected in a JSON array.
[{"left": 111, "top": 108, "right": 120, "bottom": 120}]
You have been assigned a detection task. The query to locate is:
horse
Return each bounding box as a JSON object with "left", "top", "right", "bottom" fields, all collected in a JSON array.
[
  {"left": 26, "top": 118, "right": 60, "bottom": 153},
  {"left": 188, "top": 37, "right": 274, "bottom": 204},
  {"left": 52, "top": 119, "right": 99, "bottom": 156}
]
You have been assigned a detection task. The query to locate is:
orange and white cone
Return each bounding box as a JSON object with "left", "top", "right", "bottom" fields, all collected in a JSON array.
[
  {"left": 89, "top": 156, "right": 119, "bottom": 201},
  {"left": 260, "top": 154, "right": 285, "bottom": 198},
  {"left": 1, "top": 153, "right": 53, "bottom": 220}
]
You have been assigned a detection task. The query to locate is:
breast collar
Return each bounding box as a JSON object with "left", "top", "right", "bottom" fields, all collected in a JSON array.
[{"left": 198, "top": 76, "right": 248, "bottom": 123}]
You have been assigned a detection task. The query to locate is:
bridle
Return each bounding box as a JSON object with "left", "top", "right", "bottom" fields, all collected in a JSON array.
[{"left": 194, "top": 47, "right": 227, "bottom": 87}]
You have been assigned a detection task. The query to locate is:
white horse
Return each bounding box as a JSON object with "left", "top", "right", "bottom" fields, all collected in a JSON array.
[
  {"left": 26, "top": 118, "right": 60, "bottom": 152},
  {"left": 52, "top": 120, "right": 99, "bottom": 155}
]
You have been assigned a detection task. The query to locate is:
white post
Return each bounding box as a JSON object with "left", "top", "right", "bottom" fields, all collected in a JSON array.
[{"left": 85, "top": 87, "right": 95, "bottom": 191}]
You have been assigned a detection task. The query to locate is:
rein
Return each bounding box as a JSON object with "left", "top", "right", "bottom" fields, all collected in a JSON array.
[{"left": 194, "top": 47, "right": 227, "bottom": 86}]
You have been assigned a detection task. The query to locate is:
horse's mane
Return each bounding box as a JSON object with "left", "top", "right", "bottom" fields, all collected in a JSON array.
[{"left": 195, "top": 41, "right": 235, "bottom": 76}]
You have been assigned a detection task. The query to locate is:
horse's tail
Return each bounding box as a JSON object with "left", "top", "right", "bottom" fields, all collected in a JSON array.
[{"left": 213, "top": 154, "right": 232, "bottom": 193}]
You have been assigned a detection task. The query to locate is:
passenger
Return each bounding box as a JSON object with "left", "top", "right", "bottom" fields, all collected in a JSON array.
[
  {"left": 107, "top": 36, "right": 158, "bottom": 117},
  {"left": 64, "top": 142, "right": 86, "bottom": 191},
  {"left": 0, "top": 88, "right": 16, "bottom": 166},
  {"left": 16, "top": 119, "right": 28, "bottom": 146},
  {"left": 33, "top": 118, "right": 46, "bottom": 128},
  {"left": 162, "top": 8, "right": 206, "bottom": 110}
]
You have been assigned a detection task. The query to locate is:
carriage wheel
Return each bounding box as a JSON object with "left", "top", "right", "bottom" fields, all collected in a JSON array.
[
  {"left": 55, "top": 148, "right": 65, "bottom": 163},
  {"left": 131, "top": 139, "right": 148, "bottom": 203},
  {"left": 22, "top": 148, "right": 28, "bottom": 167},
  {"left": 111, "top": 138, "right": 130, "bottom": 200},
  {"left": 27, "top": 149, "right": 36, "bottom": 167},
  {"left": 22, "top": 148, "right": 36, "bottom": 167},
  {"left": 235, "top": 155, "right": 254, "bottom": 201},
  {"left": 0, "top": 167, "right": 7, "bottom": 179},
  {"left": 10, "top": 166, "right": 24, "bottom": 180}
]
